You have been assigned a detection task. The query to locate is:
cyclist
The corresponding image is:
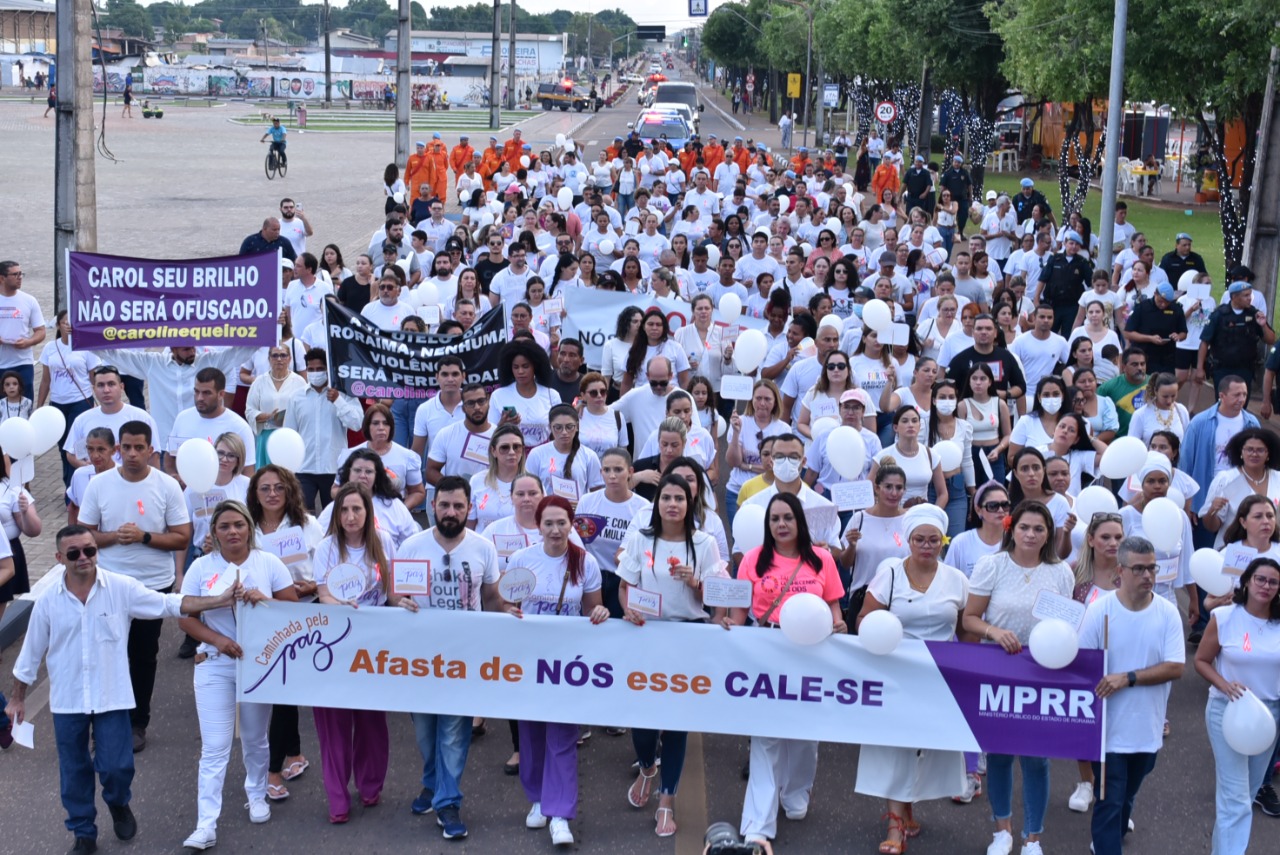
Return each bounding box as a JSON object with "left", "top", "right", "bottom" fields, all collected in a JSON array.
[{"left": 261, "top": 117, "right": 287, "bottom": 167}]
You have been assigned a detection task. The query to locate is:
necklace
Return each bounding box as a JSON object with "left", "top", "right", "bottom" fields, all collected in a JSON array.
[
  {"left": 1244, "top": 467, "right": 1268, "bottom": 487},
  {"left": 1154, "top": 407, "right": 1174, "bottom": 428}
]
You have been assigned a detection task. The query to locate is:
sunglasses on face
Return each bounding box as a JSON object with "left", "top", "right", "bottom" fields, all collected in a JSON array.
[
  {"left": 982, "top": 500, "right": 1012, "bottom": 512},
  {"left": 65, "top": 546, "right": 99, "bottom": 560}
]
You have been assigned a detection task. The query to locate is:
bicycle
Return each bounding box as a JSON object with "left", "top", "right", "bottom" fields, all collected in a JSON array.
[{"left": 265, "top": 144, "right": 287, "bottom": 180}]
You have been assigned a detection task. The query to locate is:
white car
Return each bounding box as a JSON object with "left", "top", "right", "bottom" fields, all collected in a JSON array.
[
  {"left": 649, "top": 101, "right": 698, "bottom": 135},
  {"left": 649, "top": 62, "right": 662, "bottom": 74}
]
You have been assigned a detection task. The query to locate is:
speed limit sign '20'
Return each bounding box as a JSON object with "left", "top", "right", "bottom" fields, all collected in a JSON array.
[{"left": 875, "top": 100, "right": 898, "bottom": 124}]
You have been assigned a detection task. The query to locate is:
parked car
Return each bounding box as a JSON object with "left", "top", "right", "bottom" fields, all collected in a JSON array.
[
  {"left": 537, "top": 81, "right": 592, "bottom": 112},
  {"left": 629, "top": 112, "right": 693, "bottom": 149}
]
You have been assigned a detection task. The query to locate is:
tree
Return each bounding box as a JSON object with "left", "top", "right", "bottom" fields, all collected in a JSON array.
[
  {"left": 700, "top": 1, "right": 762, "bottom": 71},
  {"left": 104, "top": 0, "right": 153, "bottom": 39}
]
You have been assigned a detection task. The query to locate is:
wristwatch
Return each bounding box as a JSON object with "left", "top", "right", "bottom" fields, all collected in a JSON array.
[
  {"left": 1126, "top": 670, "right": 1137, "bottom": 688},
  {"left": 142, "top": 532, "right": 153, "bottom": 546}
]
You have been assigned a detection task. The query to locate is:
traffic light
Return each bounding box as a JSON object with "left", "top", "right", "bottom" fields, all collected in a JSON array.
[{"left": 682, "top": 35, "right": 688, "bottom": 47}]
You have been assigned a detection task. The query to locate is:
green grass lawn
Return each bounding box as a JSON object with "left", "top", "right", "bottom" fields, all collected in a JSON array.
[{"left": 980, "top": 174, "right": 1226, "bottom": 294}]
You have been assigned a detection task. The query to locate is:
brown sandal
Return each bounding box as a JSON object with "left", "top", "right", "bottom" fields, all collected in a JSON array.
[{"left": 879, "top": 812, "right": 907, "bottom": 854}]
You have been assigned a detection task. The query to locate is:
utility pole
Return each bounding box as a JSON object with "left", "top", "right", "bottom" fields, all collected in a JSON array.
[
  {"left": 261, "top": 19, "right": 270, "bottom": 71},
  {"left": 506, "top": 0, "right": 517, "bottom": 110},
  {"left": 53, "top": 0, "right": 96, "bottom": 316},
  {"left": 395, "top": 0, "right": 410, "bottom": 165},
  {"left": 800, "top": 6, "right": 812, "bottom": 149},
  {"left": 1244, "top": 38, "right": 1280, "bottom": 319},
  {"left": 916, "top": 60, "right": 934, "bottom": 160},
  {"left": 586, "top": 14, "right": 592, "bottom": 70},
  {"left": 814, "top": 50, "right": 824, "bottom": 148},
  {"left": 1098, "top": 0, "right": 1128, "bottom": 272},
  {"left": 323, "top": 0, "right": 332, "bottom": 107},
  {"left": 489, "top": 0, "right": 501, "bottom": 129}
]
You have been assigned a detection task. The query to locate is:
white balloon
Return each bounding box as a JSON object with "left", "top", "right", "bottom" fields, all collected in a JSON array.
[
  {"left": 395, "top": 258, "right": 411, "bottom": 277},
  {"left": 798, "top": 337, "right": 815, "bottom": 353},
  {"left": 818, "top": 313, "right": 843, "bottom": 331},
  {"left": 176, "top": 438, "right": 219, "bottom": 494},
  {"left": 779, "top": 195, "right": 792, "bottom": 213},
  {"left": 640, "top": 163, "right": 651, "bottom": 175},
  {"left": 705, "top": 244, "right": 721, "bottom": 267},
  {"left": 557, "top": 187, "right": 573, "bottom": 209},
  {"left": 1099, "top": 436, "right": 1148, "bottom": 479},
  {"left": 1070, "top": 525, "right": 1086, "bottom": 551},
  {"left": 731, "top": 504, "right": 767, "bottom": 554},
  {"left": 486, "top": 190, "right": 498, "bottom": 203},
  {"left": 1073, "top": 485, "right": 1120, "bottom": 527},
  {"left": 1029, "top": 618, "right": 1080, "bottom": 670},
  {"left": 812, "top": 417, "right": 840, "bottom": 441},
  {"left": 598, "top": 239, "right": 616, "bottom": 256},
  {"left": 718, "top": 292, "right": 743, "bottom": 321},
  {"left": 1190, "top": 548, "right": 1233, "bottom": 597},
  {"left": 733, "top": 329, "right": 768, "bottom": 373},
  {"left": 827, "top": 426, "right": 867, "bottom": 480},
  {"left": 519, "top": 155, "right": 530, "bottom": 168},
  {"left": 779, "top": 592, "right": 834, "bottom": 645},
  {"left": 477, "top": 211, "right": 495, "bottom": 229},
  {"left": 416, "top": 281, "right": 440, "bottom": 307},
  {"left": 555, "top": 133, "right": 566, "bottom": 147},
  {"left": 862, "top": 299, "right": 893, "bottom": 332},
  {"left": 800, "top": 242, "right": 814, "bottom": 255},
  {"left": 0, "top": 418, "right": 34, "bottom": 459},
  {"left": 1224, "top": 689, "right": 1280, "bottom": 756},
  {"left": 1142, "top": 497, "right": 1183, "bottom": 553},
  {"left": 489, "top": 199, "right": 505, "bottom": 214},
  {"left": 859, "top": 609, "right": 903, "bottom": 655},
  {"left": 933, "top": 440, "right": 962, "bottom": 472},
  {"left": 825, "top": 217, "right": 841, "bottom": 232},
  {"left": 266, "top": 428, "right": 306, "bottom": 472},
  {"left": 565, "top": 138, "right": 574, "bottom": 148},
  {"left": 29, "top": 407, "right": 67, "bottom": 455}
]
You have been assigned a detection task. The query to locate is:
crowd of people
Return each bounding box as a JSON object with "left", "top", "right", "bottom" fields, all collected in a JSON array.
[{"left": 2, "top": 106, "right": 1280, "bottom": 855}]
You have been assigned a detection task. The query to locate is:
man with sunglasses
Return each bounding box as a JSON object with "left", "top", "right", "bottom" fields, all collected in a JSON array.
[
  {"left": 612, "top": 356, "right": 674, "bottom": 454},
  {"left": 76, "top": 421, "right": 193, "bottom": 753},
  {"left": 6, "top": 524, "right": 239, "bottom": 855},
  {"left": 1077, "top": 536, "right": 1185, "bottom": 855},
  {"left": 474, "top": 234, "right": 508, "bottom": 291},
  {"left": 396, "top": 477, "right": 503, "bottom": 839}
]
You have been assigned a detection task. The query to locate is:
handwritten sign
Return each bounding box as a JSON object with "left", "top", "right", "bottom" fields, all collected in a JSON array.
[
  {"left": 831, "top": 481, "right": 875, "bottom": 511},
  {"left": 1032, "top": 589, "right": 1087, "bottom": 630},
  {"left": 543, "top": 297, "right": 564, "bottom": 314},
  {"left": 195, "top": 488, "right": 227, "bottom": 519},
  {"left": 391, "top": 559, "right": 430, "bottom": 596},
  {"left": 205, "top": 564, "right": 239, "bottom": 597},
  {"left": 498, "top": 566, "right": 537, "bottom": 603},
  {"left": 806, "top": 504, "right": 840, "bottom": 541},
  {"left": 721, "top": 375, "right": 755, "bottom": 401},
  {"left": 628, "top": 587, "right": 663, "bottom": 618},
  {"left": 1222, "top": 543, "right": 1257, "bottom": 577},
  {"left": 720, "top": 324, "right": 741, "bottom": 346},
  {"left": 551, "top": 476, "right": 580, "bottom": 502},
  {"left": 421, "top": 305, "right": 442, "bottom": 325},
  {"left": 462, "top": 433, "right": 490, "bottom": 466},
  {"left": 325, "top": 562, "right": 367, "bottom": 602},
  {"left": 702, "top": 576, "right": 753, "bottom": 609},
  {"left": 492, "top": 533, "right": 528, "bottom": 558},
  {"left": 261, "top": 526, "right": 308, "bottom": 566},
  {"left": 1155, "top": 557, "right": 1178, "bottom": 584}
]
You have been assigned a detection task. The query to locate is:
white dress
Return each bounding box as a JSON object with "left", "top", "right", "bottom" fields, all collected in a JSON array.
[{"left": 854, "top": 559, "right": 969, "bottom": 801}]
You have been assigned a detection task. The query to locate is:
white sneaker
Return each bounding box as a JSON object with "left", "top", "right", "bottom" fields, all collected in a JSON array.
[
  {"left": 1068, "top": 781, "right": 1094, "bottom": 812},
  {"left": 525, "top": 802, "right": 548, "bottom": 829},
  {"left": 549, "top": 817, "right": 574, "bottom": 846},
  {"left": 1020, "top": 842, "right": 1043, "bottom": 855},
  {"left": 182, "top": 828, "right": 217, "bottom": 850},
  {"left": 986, "top": 829, "right": 1014, "bottom": 855},
  {"left": 784, "top": 806, "right": 808, "bottom": 821},
  {"left": 953, "top": 772, "right": 983, "bottom": 803},
  {"left": 246, "top": 797, "right": 271, "bottom": 824},
  {"left": 977, "top": 753, "right": 988, "bottom": 775},
  {"left": 1128, "top": 818, "right": 1135, "bottom": 831}
]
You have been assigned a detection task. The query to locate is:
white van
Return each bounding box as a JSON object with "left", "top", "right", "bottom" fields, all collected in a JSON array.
[{"left": 653, "top": 81, "right": 704, "bottom": 118}]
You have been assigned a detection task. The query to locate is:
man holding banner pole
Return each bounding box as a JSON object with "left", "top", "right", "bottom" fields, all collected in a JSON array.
[
  {"left": 394, "top": 476, "right": 503, "bottom": 840},
  {"left": 1078, "top": 536, "right": 1185, "bottom": 855}
]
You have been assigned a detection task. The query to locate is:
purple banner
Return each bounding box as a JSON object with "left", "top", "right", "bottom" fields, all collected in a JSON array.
[
  {"left": 927, "top": 641, "right": 1105, "bottom": 761},
  {"left": 67, "top": 250, "right": 280, "bottom": 350}
]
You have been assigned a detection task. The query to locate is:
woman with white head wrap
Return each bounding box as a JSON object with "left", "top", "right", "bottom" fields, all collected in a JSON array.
[
  {"left": 1120, "top": 451, "right": 1196, "bottom": 612},
  {"left": 854, "top": 503, "right": 971, "bottom": 854}
]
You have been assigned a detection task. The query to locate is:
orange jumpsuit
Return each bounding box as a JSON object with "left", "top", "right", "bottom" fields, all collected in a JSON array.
[
  {"left": 405, "top": 150, "right": 430, "bottom": 200},
  {"left": 732, "top": 144, "right": 751, "bottom": 173},
  {"left": 425, "top": 141, "right": 450, "bottom": 202},
  {"left": 871, "top": 162, "right": 900, "bottom": 202},
  {"left": 679, "top": 148, "right": 698, "bottom": 178},
  {"left": 479, "top": 145, "right": 503, "bottom": 191},
  {"left": 791, "top": 155, "right": 812, "bottom": 174},
  {"left": 450, "top": 143, "right": 474, "bottom": 183},
  {"left": 502, "top": 137, "right": 523, "bottom": 171},
  {"left": 606, "top": 143, "right": 623, "bottom": 161},
  {"left": 703, "top": 142, "right": 725, "bottom": 177}
]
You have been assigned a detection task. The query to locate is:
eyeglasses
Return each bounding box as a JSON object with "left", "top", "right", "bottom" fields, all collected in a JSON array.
[
  {"left": 269, "top": 352, "right": 290, "bottom": 359},
  {"left": 495, "top": 443, "right": 524, "bottom": 453},
  {"left": 649, "top": 379, "right": 669, "bottom": 390},
  {"left": 981, "top": 500, "right": 1012, "bottom": 512},
  {"left": 1252, "top": 576, "right": 1280, "bottom": 588},
  {"left": 1125, "top": 564, "right": 1159, "bottom": 576},
  {"left": 825, "top": 362, "right": 848, "bottom": 370},
  {"left": 774, "top": 454, "right": 801, "bottom": 464},
  {"left": 216, "top": 451, "right": 239, "bottom": 462},
  {"left": 378, "top": 285, "right": 398, "bottom": 291},
  {"left": 64, "top": 546, "right": 98, "bottom": 560},
  {"left": 909, "top": 536, "right": 943, "bottom": 548},
  {"left": 585, "top": 388, "right": 606, "bottom": 397},
  {"left": 550, "top": 423, "right": 577, "bottom": 434},
  {"left": 258, "top": 484, "right": 287, "bottom": 494}
]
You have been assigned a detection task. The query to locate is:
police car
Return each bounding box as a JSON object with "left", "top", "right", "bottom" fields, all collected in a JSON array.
[{"left": 628, "top": 110, "right": 693, "bottom": 149}]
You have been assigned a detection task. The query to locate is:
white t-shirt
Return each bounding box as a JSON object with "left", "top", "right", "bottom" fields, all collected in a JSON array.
[
  {"left": 525, "top": 442, "right": 604, "bottom": 502},
  {"left": 574, "top": 490, "right": 652, "bottom": 576},
  {"left": 843, "top": 510, "right": 908, "bottom": 590},
  {"left": 166, "top": 408, "right": 256, "bottom": 460},
  {"left": 334, "top": 441, "right": 424, "bottom": 498},
  {"left": 427, "top": 422, "right": 494, "bottom": 481},
  {"left": 396, "top": 528, "right": 500, "bottom": 611},
  {"left": 361, "top": 299, "right": 418, "bottom": 331},
  {"left": 66, "top": 464, "right": 104, "bottom": 509},
  {"left": 506, "top": 545, "right": 602, "bottom": 616},
  {"left": 868, "top": 559, "right": 969, "bottom": 641},
  {"left": 969, "top": 551, "right": 1074, "bottom": 644},
  {"left": 314, "top": 531, "right": 396, "bottom": 607},
  {"left": 1009, "top": 332, "right": 1068, "bottom": 394},
  {"left": 183, "top": 475, "right": 250, "bottom": 548},
  {"left": 1078, "top": 591, "right": 1185, "bottom": 753},
  {"left": 77, "top": 467, "right": 191, "bottom": 589},
  {"left": 1209, "top": 603, "right": 1280, "bottom": 702},
  {"left": 468, "top": 472, "right": 513, "bottom": 531},
  {"left": 412, "top": 395, "right": 465, "bottom": 448},
  {"left": 616, "top": 528, "right": 726, "bottom": 621},
  {"left": 488, "top": 384, "right": 561, "bottom": 448},
  {"left": 63, "top": 404, "right": 159, "bottom": 463},
  {"left": 0, "top": 289, "right": 46, "bottom": 368},
  {"left": 38, "top": 338, "right": 100, "bottom": 405},
  {"left": 1010, "top": 413, "right": 1055, "bottom": 450},
  {"left": 181, "top": 549, "right": 292, "bottom": 654},
  {"left": 317, "top": 494, "right": 419, "bottom": 549},
  {"left": 1215, "top": 412, "right": 1244, "bottom": 472},
  {"left": 284, "top": 280, "right": 333, "bottom": 336},
  {"left": 256, "top": 515, "right": 324, "bottom": 584},
  {"left": 277, "top": 216, "right": 309, "bottom": 256},
  {"left": 579, "top": 410, "right": 626, "bottom": 458},
  {"left": 942, "top": 530, "right": 1001, "bottom": 579},
  {"left": 873, "top": 444, "right": 937, "bottom": 503}
]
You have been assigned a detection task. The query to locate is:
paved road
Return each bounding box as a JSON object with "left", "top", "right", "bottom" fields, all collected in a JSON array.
[{"left": 0, "top": 72, "right": 1275, "bottom": 855}]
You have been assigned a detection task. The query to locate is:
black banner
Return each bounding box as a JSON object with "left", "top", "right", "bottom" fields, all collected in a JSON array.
[{"left": 324, "top": 301, "right": 507, "bottom": 400}]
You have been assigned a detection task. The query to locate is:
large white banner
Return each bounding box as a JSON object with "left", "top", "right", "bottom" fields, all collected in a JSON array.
[{"left": 237, "top": 602, "right": 1106, "bottom": 759}]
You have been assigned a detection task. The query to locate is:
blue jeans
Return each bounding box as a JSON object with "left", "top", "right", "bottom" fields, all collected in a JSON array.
[
  {"left": 1090, "top": 751, "right": 1158, "bottom": 855},
  {"left": 0, "top": 690, "right": 8, "bottom": 729},
  {"left": 725, "top": 489, "right": 740, "bottom": 532},
  {"left": 52, "top": 398, "right": 93, "bottom": 489},
  {"left": 930, "top": 471, "right": 969, "bottom": 537},
  {"left": 53, "top": 708, "right": 134, "bottom": 840},
  {"left": 390, "top": 396, "right": 421, "bottom": 449},
  {"left": 410, "top": 712, "right": 472, "bottom": 811},
  {"left": 632, "top": 729, "right": 688, "bottom": 796},
  {"left": 986, "top": 753, "right": 1049, "bottom": 836},
  {"left": 1207, "top": 695, "right": 1280, "bottom": 854},
  {"left": 938, "top": 225, "right": 955, "bottom": 260}
]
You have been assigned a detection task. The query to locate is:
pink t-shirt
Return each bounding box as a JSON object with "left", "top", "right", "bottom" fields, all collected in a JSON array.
[{"left": 738, "top": 546, "right": 844, "bottom": 623}]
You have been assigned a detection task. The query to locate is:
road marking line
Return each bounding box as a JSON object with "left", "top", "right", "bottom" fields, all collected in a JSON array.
[{"left": 674, "top": 731, "right": 709, "bottom": 854}]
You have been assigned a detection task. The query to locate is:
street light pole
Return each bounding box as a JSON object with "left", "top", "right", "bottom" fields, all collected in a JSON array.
[
  {"left": 1098, "top": 0, "right": 1128, "bottom": 266},
  {"left": 801, "top": 6, "right": 812, "bottom": 149},
  {"left": 489, "top": 0, "right": 501, "bottom": 129}
]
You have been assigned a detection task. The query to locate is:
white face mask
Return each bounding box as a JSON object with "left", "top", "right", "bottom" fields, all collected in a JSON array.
[
  {"left": 307, "top": 371, "right": 328, "bottom": 388},
  {"left": 935, "top": 399, "right": 957, "bottom": 416},
  {"left": 1040, "top": 396, "right": 1062, "bottom": 415},
  {"left": 772, "top": 457, "right": 801, "bottom": 483}
]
